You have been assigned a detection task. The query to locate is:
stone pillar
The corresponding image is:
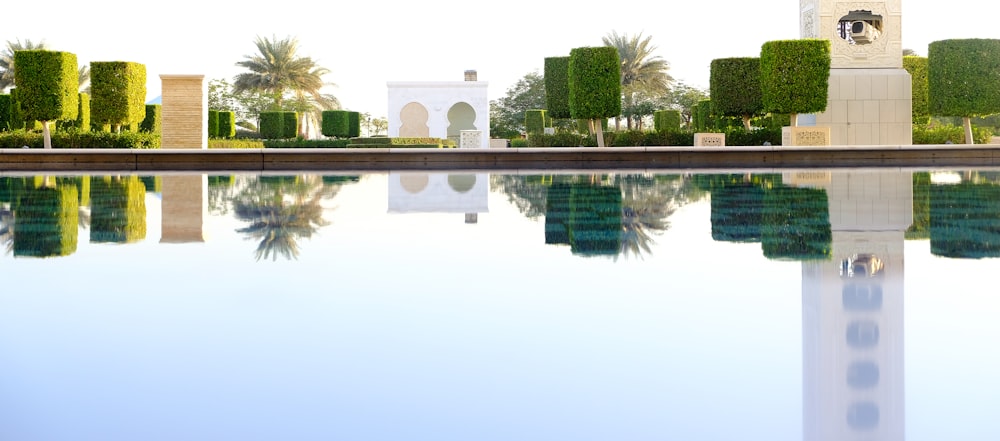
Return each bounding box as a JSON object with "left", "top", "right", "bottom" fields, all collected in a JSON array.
[
  {"left": 160, "top": 74, "right": 207, "bottom": 149},
  {"left": 160, "top": 175, "right": 207, "bottom": 243}
]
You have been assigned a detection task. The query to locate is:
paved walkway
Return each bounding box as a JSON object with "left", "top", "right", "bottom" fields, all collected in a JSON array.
[{"left": 3, "top": 144, "right": 1000, "bottom": 172}]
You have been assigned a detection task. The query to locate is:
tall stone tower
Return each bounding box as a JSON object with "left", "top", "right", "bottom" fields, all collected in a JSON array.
[{"left": 801, "top": 0, "right": 913, "bottom": 145}]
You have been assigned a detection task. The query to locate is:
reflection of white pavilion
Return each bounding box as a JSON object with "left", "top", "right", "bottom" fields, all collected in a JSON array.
[
  {"left": 387, "top": 172, "right": 489, "bottom": 223},
  {"left": 790, "top": 171, "right": 910, "bottom": 441}
]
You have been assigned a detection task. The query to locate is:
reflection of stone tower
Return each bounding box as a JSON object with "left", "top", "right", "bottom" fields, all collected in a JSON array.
[
  {"left": 160, "top": 175, "right": 207, "bottom": 243},
  {"left": 800, "top": 0, "right": 912, "bottom": 145},
  {"left": 798, "top": 171, "right": 910, "bottom": 441}
]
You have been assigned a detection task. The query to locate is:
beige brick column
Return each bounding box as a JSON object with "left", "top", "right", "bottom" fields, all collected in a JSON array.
[{"left": 160, "top": 74, "right": 207, "bottom": 149}]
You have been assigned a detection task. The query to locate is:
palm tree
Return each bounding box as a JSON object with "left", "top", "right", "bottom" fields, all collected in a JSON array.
[
  {"left": 602, "top": 31, "right": 673, "bottom": 130},
  {"left": 0, "top": 38, "right": 48, "bottom": 92},
  {"left": 232, "top": 35, "right": 335, "bottom": 118}
]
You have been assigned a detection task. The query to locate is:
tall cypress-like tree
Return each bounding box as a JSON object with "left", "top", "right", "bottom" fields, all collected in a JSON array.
[
  {"left": 568, "top": 46, "right": 621, "bottom": 147},
  {"left": 13, "top": 50, "right": 78, "bottom": 148}
]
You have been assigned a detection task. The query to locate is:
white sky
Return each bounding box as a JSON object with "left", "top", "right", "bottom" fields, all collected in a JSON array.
[{"left": 3, "top": 1, "right": 995, "bottom": 118}]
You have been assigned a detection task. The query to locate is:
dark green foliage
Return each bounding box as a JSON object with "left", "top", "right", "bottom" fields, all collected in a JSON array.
[
  {"left": 348, "top": 111, "right": 361, "bottom": 138},
  {"left": 903, "top": 56, "right": 930, "bottom": 124},
  {"left": 140, "top": 104, "right": 161, "bottom": 133},
  {"left": 930, "top": 182, "right": 1000, "bottom": 258},
  {"left": 282, "top": 112, "right": 298, "bottom": 139},
  {"left": 653, "top": 110, "right": 681, "bottom": 132},
  {"left": 90, "top": 61, "right": 146, "bottom": 129},
  {"left": 544, "top": 56, "right": 571, "bottom": 119},
  {"left": 321, "top": 110, "right": 350, "bottom": 138},
  {"left": 90, "top": 176, "right": 146, "bottom": 244},
  {"left": 13, "top": 50, "right": 79, "bottom": 122},
  {"left": 568, "top": 46, "right": 622, "bottom": 119},
  {"left": 762, "top": 186, "right": 832, "bottom": 261},
  {"left": 259, "top": 111, "right": 284, "bottom": 139},
  {"left": 0, "top": 129, "right": 160, "bottom": 148},
  {"left": 0, "top": 94, "right": 10, "bottom": 131},
  {"left": 525, "top": 109, "right": 547, "bottom": 136},
  {"left": 262, "top": 138, "right": 351, "bottom": 148},
  {"left": 760, "top": 39, "right": 831, "bottom": 116},
  {"left": 928, "top": 39, "right": 1000, "bottom": 118},
  {"left": 75, "top": 93, "right": 90, "bottom": 131},
  {"left": 13, "top": 184, "right": 79, "bottom": 257},
  {"left": 710, "top": 57, "right": 764, "bottom": 125},
  {"left": 696, "top": 99, "right": 714, "bottom": 131},
  {"left": 8, "top": 88, "right": 27, "bottom": 131},
  {"left": 207, "top": 110, "right": 219, "bottom": 138},
  {"left": 723, "top": 127, "right": 783, "bottom": 146},
  {"left": 345, "top": 137, "right": 454, "bottom": 148},
  {"left": 912, "top": 123, "right": 992, "bottom": 144},
  {"left": 217, "top": 111, "right": 236, "bottom": 138}
]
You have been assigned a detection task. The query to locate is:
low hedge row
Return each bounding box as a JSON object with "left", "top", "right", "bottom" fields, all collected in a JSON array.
[
  {"left": 0, "top": 129, "right": 160, "bottom": 149},
  {"left": 525, "top": 128, "right": 781, "bottom": 147}
]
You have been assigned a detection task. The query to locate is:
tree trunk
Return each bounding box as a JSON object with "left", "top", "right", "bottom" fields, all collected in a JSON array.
[
  {"left": 964, "top": 116, "right": 974, "bottom": 144},
  {"left": 42, "top": 120, "right": 52, "bottom": 149},
  {"left": 743, "top": 115, "right": 752, "bottom": 131},
  {"left": 595, "top": 118, "right": 606, "bottom": 147},
  {"left": 791, "top": 113, "right": 799, "bottom": 127}
]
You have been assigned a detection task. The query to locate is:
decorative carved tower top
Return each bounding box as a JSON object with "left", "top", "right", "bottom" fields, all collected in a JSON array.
[{"left": 800, "top": 0, "right": 903, "bottom": 68}]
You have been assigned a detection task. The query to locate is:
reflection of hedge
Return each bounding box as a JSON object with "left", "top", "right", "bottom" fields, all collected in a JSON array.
[
  {"left": 13, "top": 184, "right": 79, "bottom": 257},
  {"left": 90, "top": 176, "right": 147, "bottom": 244},
  {"left": 569, "top": 184, "right": 622, "bottom": 256},
  {"left": 712, "top": 184, "right": 765, "bottom": 242},
  {"left": 545, "top": 183, "right": 572, "bottom": 244},
  {"left": 762, "top": 186, "right": 831, "bottom": 261},
  {"left": 930, "top": 182, "right": 1000, "bottom": 258},
  {"left": 906, "top": 172, "right": 931, "bottom": 239}
]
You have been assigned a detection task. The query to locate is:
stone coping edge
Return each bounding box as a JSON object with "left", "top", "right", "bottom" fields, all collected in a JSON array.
[{"left": 2, "top": 144, "right": 1000, "bottom": 172}]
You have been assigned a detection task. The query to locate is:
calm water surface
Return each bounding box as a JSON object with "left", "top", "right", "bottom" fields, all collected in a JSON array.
[{"left": 2, "top": 169, "right": 999, "bottom": 441}]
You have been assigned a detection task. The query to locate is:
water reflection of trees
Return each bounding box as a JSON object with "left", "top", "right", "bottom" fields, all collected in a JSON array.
[
  {"left": 230, "top": 174, "right": 359, "bottom": 261},
  {"left": 492, "top": 173, "right": 703, "bottom": 259}
]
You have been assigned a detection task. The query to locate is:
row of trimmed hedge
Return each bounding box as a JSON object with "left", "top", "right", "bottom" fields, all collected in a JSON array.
[
  {"left": 526, "top": 128, "right": 782, "bottom": 147},
  {"left": 0, "top": 129, "right": 160, "bottom": 149}
]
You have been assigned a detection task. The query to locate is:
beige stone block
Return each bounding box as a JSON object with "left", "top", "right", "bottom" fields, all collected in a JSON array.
[
  {"left": 848, "top": 101, "right": 865, "bottom": 123},
  {"left": 871, "top": 75, "right": 888, "bottom": 100},
  {"left": 694, "top": 133, "right": 725, "bottom": 147},
  {"left": 828, "top": 74, "right": 841, "bottom": 98},
  {"left": 840, "top": 75, "right": 856, "bottom": 100},
  {"left": 856, "top": 75, "right": 872, "bottom": 100},
  {"left": 864, "top": 100, "right": 881, "bottom": 123},
  {"left": 853, "top": 123, "right": 873, "bottom": 145},
  {"left": 830, "top": 124, "right": 849, "bottom": 146},
  {"left": 880, "top": 101, "right": 896, "bottom": 123},
  {"left": 789, "top": 126, "right": 831, "bottom": 146},
  {"left": 830, "top": 100, "right": 848, "bottom": 123},
  {"left": 887, "top": 74, "right": 906, "bottom": 100},
  {"left": 895, "top": 100, "right": 912, "bottom": 123},
  {"left": 816, "top": 109, "right": 832, "bottom": 124}
]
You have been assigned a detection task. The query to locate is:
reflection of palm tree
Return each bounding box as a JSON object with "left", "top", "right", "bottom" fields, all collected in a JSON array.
[
  {"left": 615, "top": 175, "right": 678, "bottom": 261},
  {"left": 232, "top": 175, "right": 334, "bottom": 261}
]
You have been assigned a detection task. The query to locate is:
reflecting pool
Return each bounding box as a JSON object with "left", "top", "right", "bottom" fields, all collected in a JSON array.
[{"left": 3, "top": 169, "right": 1000, "bottom": 441}]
